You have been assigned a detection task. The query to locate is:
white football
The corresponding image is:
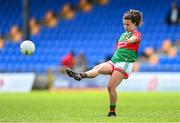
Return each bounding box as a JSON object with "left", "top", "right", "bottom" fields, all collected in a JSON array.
[{"left": 20, "top": 40, "right": 35, "bottom": 55}]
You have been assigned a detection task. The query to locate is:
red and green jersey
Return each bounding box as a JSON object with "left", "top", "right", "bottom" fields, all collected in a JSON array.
[{"left": 111, "top": 30, "right": 141, "bottom": 63}]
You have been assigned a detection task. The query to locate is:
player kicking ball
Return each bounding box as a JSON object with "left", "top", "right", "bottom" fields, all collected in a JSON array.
[{"left": 66, "top": 9, "right": 143, "bottom": 117}]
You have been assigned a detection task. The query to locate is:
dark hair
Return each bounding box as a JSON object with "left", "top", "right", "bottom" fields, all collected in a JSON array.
[{"left": 123, "top": 9, "right": 143, "bottom": 27}]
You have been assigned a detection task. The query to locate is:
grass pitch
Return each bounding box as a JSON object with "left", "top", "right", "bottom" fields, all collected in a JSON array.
[{"left": 0, "top": 90, "right": 180, "bottom": 122}]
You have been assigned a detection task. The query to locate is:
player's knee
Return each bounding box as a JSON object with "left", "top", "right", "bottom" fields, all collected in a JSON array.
[
  {"left": 94, "top": 65, "right": 102, "bottom": 72},
  {"left": 93, "top": 65, "right": 100, "bottom": 69},
  {"left": 107, "top": 83, "right": 116, "bottom": 91}
]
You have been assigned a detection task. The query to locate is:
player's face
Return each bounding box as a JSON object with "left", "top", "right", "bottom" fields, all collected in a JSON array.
[{"left": 123, "top": 19, "right": 136, "bottom": 32}]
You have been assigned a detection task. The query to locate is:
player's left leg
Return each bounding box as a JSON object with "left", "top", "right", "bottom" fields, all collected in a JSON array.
[
  {"left": 107, "top": 70, "right": 125, "bottom": 117},
  {"left": 107, "top": 62, "right": 133, "bottom": 117}
]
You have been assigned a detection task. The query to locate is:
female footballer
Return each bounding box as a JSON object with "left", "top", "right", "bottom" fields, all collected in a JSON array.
[{"left": 66, "top": 9, "right": 143, "bottom": 117}]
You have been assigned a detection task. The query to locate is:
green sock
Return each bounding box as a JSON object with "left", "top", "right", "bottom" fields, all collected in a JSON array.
[
  {"left": 110, "top": 104, "right": 116, "bottom": 112},
  {"left": 80, "top": 73, "right": 88, "bottom": 78}
]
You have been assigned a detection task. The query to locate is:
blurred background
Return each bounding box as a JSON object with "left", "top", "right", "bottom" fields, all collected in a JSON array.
[{"left": 0, "top": 0, "right": 180, "bottom": 92}]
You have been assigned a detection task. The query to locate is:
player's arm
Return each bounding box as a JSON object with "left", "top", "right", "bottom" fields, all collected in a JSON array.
[{"left": 125, "top": 36, "right": 139, "bottom": 44}]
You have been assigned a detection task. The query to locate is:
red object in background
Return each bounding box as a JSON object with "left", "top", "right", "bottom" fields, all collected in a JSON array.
[
  {"left": 147, "top": 77, "right": 158, "bottom": 91},
  {"left": 61, "top": 53, "right": 75, "bottom": 68},
  {"left": 0, "top": 79, "right": 4, "bottom": 87}
]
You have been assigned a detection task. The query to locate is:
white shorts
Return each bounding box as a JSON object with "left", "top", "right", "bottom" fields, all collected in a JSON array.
[{"left": 107, "top": 61, "right": 134, "bottom": 79}]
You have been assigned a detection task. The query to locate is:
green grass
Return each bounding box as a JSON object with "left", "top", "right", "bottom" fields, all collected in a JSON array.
[{"left": 0, "top": 90, "right": 180, "bottom": 122}]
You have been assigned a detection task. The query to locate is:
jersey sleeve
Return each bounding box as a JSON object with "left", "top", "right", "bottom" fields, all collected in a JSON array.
[{"left": 132, "top": 31, "right": 141, "bottom": 43}]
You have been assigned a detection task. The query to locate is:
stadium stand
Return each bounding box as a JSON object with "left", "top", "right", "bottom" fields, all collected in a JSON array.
[{"left": 0, "top": 0, "right": 180, "bottom": 72}]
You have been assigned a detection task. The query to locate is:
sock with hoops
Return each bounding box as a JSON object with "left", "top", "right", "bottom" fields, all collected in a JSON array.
[
  {"left": 109, "top": 104, "right": 116, "bottom": 112},
  {"left": 80, "top": 72, "right": 88, "bottom": 78}
]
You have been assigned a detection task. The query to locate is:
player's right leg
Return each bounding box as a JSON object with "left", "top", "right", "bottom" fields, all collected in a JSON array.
[
  {"left": 66, "top": 68, "right": 82, "bottom": 81},
  {"left": 66, "top": 62, "right": 113, "bottom": 81},
  {"left": 85, "top": 62, "right": 113, "bottom": 78}
]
